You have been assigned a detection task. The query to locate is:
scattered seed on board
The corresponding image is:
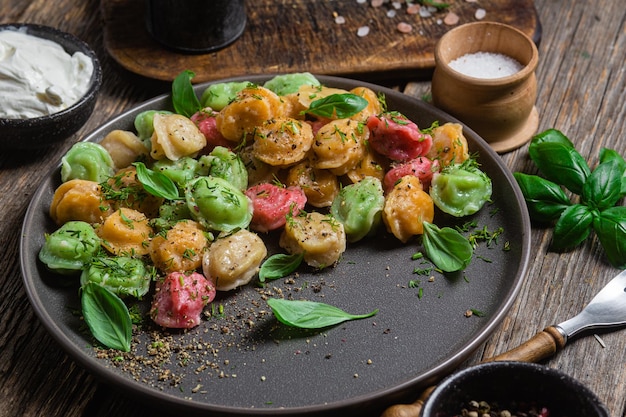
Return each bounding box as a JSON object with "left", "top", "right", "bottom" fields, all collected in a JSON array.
[
  {"left": 357, "top": 26, "right": 371, "bottom": 37},
  {"left": 397, "top": 22, "right": 413, "bottom": 33},
  {"left": 475, "top": 8, "right": 487, "bottom": 20},
  {"left": 407, "top": 4, "right": 420, "bottom": 14},
  {"left": 444, "top": 12, "right": 460, "bottom": 25}
]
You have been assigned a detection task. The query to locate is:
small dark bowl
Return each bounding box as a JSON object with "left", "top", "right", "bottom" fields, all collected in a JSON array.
[
  {"left": 420, "top": 361, "right": 610, "bottom": 417},
  {"left": 0, "top": 23, "right": 102, "bottom": 151}
]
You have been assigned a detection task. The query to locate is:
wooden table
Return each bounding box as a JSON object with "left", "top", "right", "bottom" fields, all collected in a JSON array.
[{"left": 1, "top": 1, "right": 625, "bottom": 416}]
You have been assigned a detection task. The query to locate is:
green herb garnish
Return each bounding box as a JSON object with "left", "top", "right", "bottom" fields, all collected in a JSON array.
[
  {"left": 422, "top": 221, "right": 473, "bottom": 272},
  {"left": 304, "top": 93, "right": 368, "bottom": 119},
  {"left": 133, "top": 162, "right": 181, "bottom": 200},
  {"left": 267, "top": 299, "right": 378, "bottom": 329},
  {"left": 259, "top": 252, "right": 305, "bottom": 282},
  {"left": 172, "top": 69, "right": 202, "bottom": 117},
  {"left": 81, "top": 282, "right": 132, "bottom": 352}
]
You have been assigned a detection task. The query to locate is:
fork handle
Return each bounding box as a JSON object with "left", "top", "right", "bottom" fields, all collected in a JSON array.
[
  {"left": 380, "top": 326, "right": 567, "bottom": 417},
  {"left": 485, "top": 325, "right": 567, "bottom": 362}
]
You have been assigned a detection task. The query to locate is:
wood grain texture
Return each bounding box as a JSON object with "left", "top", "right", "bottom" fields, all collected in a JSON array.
[
  {"left": 406, "top": 2, "right": 626, "bottom": 414},
  {"left": 1, "top": 1, "right": 625, "bottom": 417},
  {"left": 101, "top": 0, "right": 540, "bottom": 82}
]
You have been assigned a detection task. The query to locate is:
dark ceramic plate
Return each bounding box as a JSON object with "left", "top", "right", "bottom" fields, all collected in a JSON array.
[{"left": 20, "top": 75, "right": 530, "bottom": 417}]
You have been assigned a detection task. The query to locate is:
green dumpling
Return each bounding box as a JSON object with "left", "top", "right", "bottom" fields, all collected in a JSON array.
[
  {"left": 331, "top": 176, "right": 385, "bottom": 242},
  {"left": 81, "top": 256, "right": 151, "bottom": 299},
  {"left": 150, "top": 200, "right": 194, "bottom": 232},
  {"left": 196, "top": 146, "right": 248, "bottom": 191},
  {"left": 61, "top": 142, "right": 115, "bottom": 183},
  {"left": 153, "top": 156, "right": 200, "bottom": 187},
  {"left": 429, "top": 162, "right": 492, "bottom": 217},
  {"left": 263, "top": 72, "right": 321, "bottom": 96},
  {"left": 185, "top": 176, "right": 252, "bottom": 232},
  {"left": 200, "top": 81, "right": 250, "bottom": 111},
  {"left": 134, "top": 109, "right": 172, "bottom": 142},
  {"left": 39, "top": 221, "right": 101, "bottom": 275}
]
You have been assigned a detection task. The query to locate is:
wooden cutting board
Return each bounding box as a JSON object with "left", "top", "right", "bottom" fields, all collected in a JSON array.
[{"left": 101, "top": 0, "right": 540, "bottom": 83}]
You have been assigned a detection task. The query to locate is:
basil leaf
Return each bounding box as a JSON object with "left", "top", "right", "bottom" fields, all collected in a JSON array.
[
  {"left": 551, "top": 204, "right": 593, "bottom": 251},
  {"left": 513, "top": 172, "right": 571, "bottom": 223},
  {"left": 259, "top": 252, "right": 304, "bottom": 282},
  {"left": 582, "top": 159, "right": 623, "bottom": 210},
  {"left": 531, "top": 128, "right": 576, "bottom": 148},
  {"left": 81, "top": 282, "right": 132, "bottom": 352},
  {"left": 422, "top": 221, "right": 473, "bottom": 272},
  {"left": 593, "top": 206, "right": 626, "bottom": 269},
  {"left": 599, "top": 148, "right": 626, "bottom": 198},
  {"left": 528, "top": 130, "right": 591, "bottom": 195},
  {"left": 172, "top": 69, "right": 202, "bottom": 117},
  {"left": 422, "top": 0, "right": 451, "bottom": 9},
  {"left": 133, "top": 162, "right": 181, "bottom": 200},
  {"left": 267, "top": 298, "right": 378, "bottom": 329},
  {"left": 305, "top": 93, "right": 368, "bottom": 119}
]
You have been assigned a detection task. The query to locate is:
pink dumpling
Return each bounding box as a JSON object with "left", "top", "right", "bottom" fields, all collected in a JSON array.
[
  {"left": 245, "top": 183, "right": 307, "bottom": 233},
  {"left": 384, "top": 156, "right": 440, "bottom": 192},
  {"left": 367, "top": 113, "right": 433, "bottom": 162},
  {"left": 191, "top": 109, "right": 232, "bottom": 152},
  {"left": 150, "top": 271, "right": 216, "bottom": 329}
]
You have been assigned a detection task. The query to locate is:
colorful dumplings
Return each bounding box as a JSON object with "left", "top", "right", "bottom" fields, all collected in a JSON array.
[{"left": 41, "top": 72, "right": 493, "bottom": 332}]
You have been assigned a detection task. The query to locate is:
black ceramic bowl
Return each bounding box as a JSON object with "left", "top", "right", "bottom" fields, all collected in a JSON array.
[
  {"left": 0, "top": 23, "right": 102, "bottom": 151},
  {"left": 420, "top": 361, "right": 609, "bottom": 417}
]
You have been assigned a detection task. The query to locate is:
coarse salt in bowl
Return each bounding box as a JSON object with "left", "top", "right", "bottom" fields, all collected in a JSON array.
[
  {"left": 0, "top": 23, "right": 102, "bottom": 151},
  {"left": 448, "top": 51, "right": 524, "bottom": 79},
  {"left": 431, "top": 21, "right": 539, "bottom": 153}
]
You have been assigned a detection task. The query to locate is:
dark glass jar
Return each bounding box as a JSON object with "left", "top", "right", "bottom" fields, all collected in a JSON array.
[{"left": 145, "top": 0, "right": 246, "bottom": 53}]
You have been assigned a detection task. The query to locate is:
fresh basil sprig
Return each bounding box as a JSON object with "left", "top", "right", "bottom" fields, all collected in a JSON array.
[
  {"left": 267, "top": 298, "right": 378, "bottom": 329},
  {"left": 593, "top": 207, "right": 626, "bottom": 267},
  {"left": 172, "top": 69, "right": 202, "bottom": 117},
  {"left": 599, "top": 148, "right": 626, "bottom": 196},
  {"left": 422, "top": 221, "right": 474, "bottom": 272},
  {"left": 259, "top": 252, "right": 304, "bottom": 282},
  {"left": 514, "top": 129, "right": 626, "bottom": 268},
  {"left": 513, "top": 173, "right": 571, "bottom": 223},
  {"left": 581, "top": 158, "right": 623, "bottom": 210},
  {"left": 527, "top": 129, "right": 591, "bottom": 195},
  {"left": 81, "top": 282, "right": 132, "bottom": 352},
  {"left": 551, "top": 204, "right": 594, "bottom": 251},
  {"left": 304, "top": 93, "right": 368, "bottom": 119},
  {"left": 133, "top": 162, "right": 181, "bottom": 200}
]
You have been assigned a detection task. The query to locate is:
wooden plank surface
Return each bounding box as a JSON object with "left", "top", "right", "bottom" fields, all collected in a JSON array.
[
  {"left": 101, "top": 0, "right": 540, "bottom": 82},
  {"left": 1, "top": 1, "right": 626, "bottom": 417}
]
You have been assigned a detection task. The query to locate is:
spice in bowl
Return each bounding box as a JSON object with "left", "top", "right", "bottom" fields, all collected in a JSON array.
[
  {"left": 419, "top": 361, "right": 610, "bottom": 417},
  {"left": 453, "top": 399, "right": 550, "bottom": 417},
  {"left": 448, "top": 52, "right": 524, "bottom": 79},
  {"left": 0, "top": 28, "right": 94, "bottom": 119}
]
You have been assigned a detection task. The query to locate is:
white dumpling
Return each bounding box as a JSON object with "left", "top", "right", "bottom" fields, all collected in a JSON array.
[
  {"left": 202, "top": 229, "right": 267, "bottom": 291},
  {"left": 150, "top": 113, "right": 207, "bottom": 161},
  {"left": 279, "top": 211, "right": 346, "bottom": 269}
]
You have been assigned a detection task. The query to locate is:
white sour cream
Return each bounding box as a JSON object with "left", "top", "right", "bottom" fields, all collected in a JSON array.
[{"left": 0, "top": 29, "right": 94, "bottom": 119}]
